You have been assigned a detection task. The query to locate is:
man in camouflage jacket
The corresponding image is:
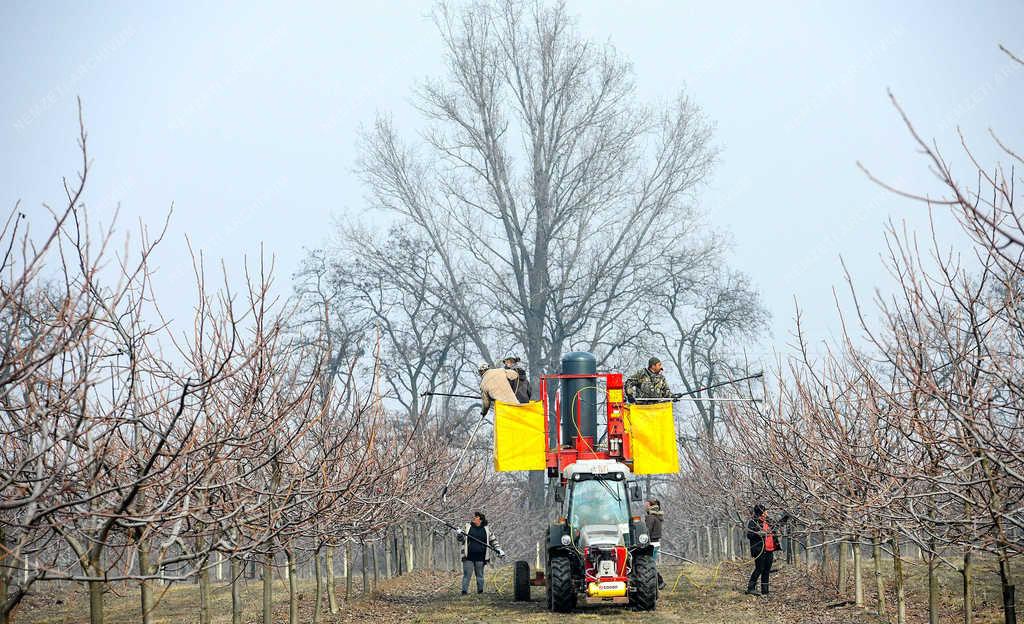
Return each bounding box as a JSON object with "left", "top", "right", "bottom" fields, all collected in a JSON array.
[{"left": 625, "top": 357, "right": 676, "bottom": 402}]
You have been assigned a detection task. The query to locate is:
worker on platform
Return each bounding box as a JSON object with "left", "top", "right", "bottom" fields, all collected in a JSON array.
[
  {"left": 625, "top": 357, "right": 680, "bottom": 403},
  {"left": 457, "top": 511, "right": 504, "bottom": 594},
  {"left": 478, "top": 362, "right": 521, "bottom": 416},
  {"left": 502, "top": 355, "right": 532, "bottom": 403},
  {"left": 745, "top": 503, "right": 783, "bottom": 596},
  {"left": 645, "top": 498, "right": 666, "bottom": 589}
]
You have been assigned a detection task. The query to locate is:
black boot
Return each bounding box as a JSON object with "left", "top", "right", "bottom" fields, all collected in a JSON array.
[
  {"left": 745, "top": 586, "right": 760, "bottom": 596},
  {"left": 658, "top": 572, "right": 666, "bottom": 590},
  {"left": 761, "top": 584, "right": 769, "bottom": 596}
]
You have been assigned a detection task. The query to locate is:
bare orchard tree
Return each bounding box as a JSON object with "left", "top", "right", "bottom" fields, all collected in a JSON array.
[
  {"left": 643, "top": 250, "right": 768, "bottom": 443},
  {"left": 359, "top": 0, "right": 717, "bottom": 506}
]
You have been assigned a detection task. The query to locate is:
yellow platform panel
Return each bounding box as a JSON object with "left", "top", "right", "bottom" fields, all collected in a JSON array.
[
  {"left": 625, "top": 402, "right": 679, "bottom": 475},
  {"left": 494, "top": 400, "right": 546, "bottom": 471}
]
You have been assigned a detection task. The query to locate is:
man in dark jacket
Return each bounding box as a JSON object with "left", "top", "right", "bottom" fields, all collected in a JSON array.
[
  {"left": 645, "top": 498, "right": 666, "bottom": 589},
  {"left": 745, "top": 503, "right": 782, "bottom": 596},
  {"left": 503, "top": 355, "right": 531, "bottom": 403},
  {"left": 456, "top": 511, "right": 504, "bottom": 594}
]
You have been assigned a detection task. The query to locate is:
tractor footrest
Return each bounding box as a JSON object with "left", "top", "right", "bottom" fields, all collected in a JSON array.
[
  {"left": 530, "top": 571, "right": 546, "bottom": 586},
  {"left": 585, "top": 596, "right": 630, "bottom": 605}
]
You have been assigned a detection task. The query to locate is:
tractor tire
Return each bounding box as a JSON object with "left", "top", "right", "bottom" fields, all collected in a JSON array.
[
  {"left": 630, "top": 553, "right": 658, "bottom": 611},
  {"left": 513, "top": 560, "right": 531, "bottom": 601},
  {"left": 548, "top": 555, "right": 577, "bottom": 613}
]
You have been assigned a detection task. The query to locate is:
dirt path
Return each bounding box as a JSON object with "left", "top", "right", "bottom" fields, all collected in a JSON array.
[{"left": 379, "top": 563, "right": 880, "bottom": 624}]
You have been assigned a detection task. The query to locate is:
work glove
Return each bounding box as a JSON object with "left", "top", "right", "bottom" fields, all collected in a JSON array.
[
  {"left": 497, "top": 548, "right": 506, "bottom": 557},
  {"left": 671, "top": 392, "right": 684, "bottom": 400}
]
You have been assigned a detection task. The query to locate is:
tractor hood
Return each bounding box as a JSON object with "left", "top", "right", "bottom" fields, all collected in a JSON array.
[{"left": 578, "top": 523, "right": 627, "bottom": 547}]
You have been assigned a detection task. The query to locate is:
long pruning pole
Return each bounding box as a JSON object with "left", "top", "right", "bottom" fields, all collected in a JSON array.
[
  {"left": 393, "top": 496, "right": 502, "bottom": 555},
  {"left": 678, "top": 371, "right": 763, "bottom": 397},
  {"left": 420, "top": 391, "right": 481, "bottom": 400}
]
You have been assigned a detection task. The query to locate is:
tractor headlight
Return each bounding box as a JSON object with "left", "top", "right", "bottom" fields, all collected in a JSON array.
[
  {"left": 638, "top": 533, "right": 650, "bottom": 545},
  {"left": 560, "top": 535, "right": 571, "bottom": 546}
]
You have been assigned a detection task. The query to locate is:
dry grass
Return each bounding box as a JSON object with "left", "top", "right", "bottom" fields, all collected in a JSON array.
[{"left": 13, "top": 558, "right": 1022, "bottom": 624}]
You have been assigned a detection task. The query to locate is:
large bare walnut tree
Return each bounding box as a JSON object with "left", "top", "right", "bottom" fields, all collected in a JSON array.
[{"left": 356, "top": 0, "right": 717, "bottom": 507}]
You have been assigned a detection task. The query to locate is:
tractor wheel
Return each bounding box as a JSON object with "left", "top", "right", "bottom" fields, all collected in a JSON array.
[
  {"left": 548, "top": 555, "right": 577, "bottom": 612},
  {"left": 630, "top": 553, "right": 658, "bottom": 611},
  {"left": 513, "top": 560, "right": 531, "bottom": 601}
]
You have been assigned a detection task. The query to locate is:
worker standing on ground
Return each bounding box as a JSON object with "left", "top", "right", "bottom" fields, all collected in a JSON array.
[
  {"left": 503, "top": 355, "right": 532, "bottom": 403},
  {"left": 645, "top": 498, "right": 666, "bottom": 589},
  {"left": 745, "top": 503, "right": 782, "bottom": 596},
  {"left": 457, "top": 512, "right": 504, "bottom": 595},
  {"left": 479, "top": 362, "right": 520, "bottom": 416},
  {"left": 625, "top": 357, "right": 680, "bottom": 403}
]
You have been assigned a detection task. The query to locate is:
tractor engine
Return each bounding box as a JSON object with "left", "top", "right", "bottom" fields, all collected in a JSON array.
[{"left": 584, "top": 545, "right": 628, "bottom": 598}]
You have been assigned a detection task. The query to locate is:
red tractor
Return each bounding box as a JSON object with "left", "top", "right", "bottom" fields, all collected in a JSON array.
[{"left": 512, "top": 352, "right": 660, "bottom": 611}]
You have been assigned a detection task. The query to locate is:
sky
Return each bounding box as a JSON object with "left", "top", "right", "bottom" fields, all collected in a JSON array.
[{"left": 2, "top": 1, "right": 1022, "bottom": 372}]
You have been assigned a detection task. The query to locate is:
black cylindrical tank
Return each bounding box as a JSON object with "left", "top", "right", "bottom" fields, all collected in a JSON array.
[{"left": 559, "top": 351, "right": 597, "bottom": 446}]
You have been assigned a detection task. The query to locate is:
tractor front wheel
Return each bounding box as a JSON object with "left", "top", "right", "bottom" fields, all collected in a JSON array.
[
  {"left": 548, "top": 555, "right": 576, "bottom": 612},
  {"left": 630, "top": 553, "right": 658, "bottom": 611}
]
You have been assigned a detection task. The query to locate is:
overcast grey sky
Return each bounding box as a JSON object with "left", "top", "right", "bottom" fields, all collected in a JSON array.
[{"left": 2, "top": 1, "right": 1022, "bottom": 368}]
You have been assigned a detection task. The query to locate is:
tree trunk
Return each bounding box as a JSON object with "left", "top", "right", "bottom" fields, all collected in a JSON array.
[
  {"left": 962, "top": 549, "right": 973, "bottom": 624},
  {"left": 88, "top": 577, "right": 104, "bottom": 624},
  {"left": 804, "top": 531, "right": 812, "bottom": 571},
  {"left": 198, "top": 554, "right": 211, "bottom": 624},
  {"left": 928, "top": 538, "right": 939, "bottom": 624},
  {"left": 393, "top": 531, "right": 402, "bottom": 575},
  {"left": 372, "top": 542, "right": 379, "bottom": 588},
  {"left": 287, "top": 549, "right": 298, "bottom": 624},
  {"left": 405, "top": 525, "right": 414, "bottom": 572},
  {"left": 427, "top": 530, "right": 435, "bottom": 571},
  {"left": 313, "top": 548, "right": 323, "bottom": 624},
  {"left": 705, "top": 526, "right": 713, "bottom": 562},
  {"left": 362, "top": 541, "right": 369, "bottom": 595},
  {"left": 838, "top": 536, "right": 848, "bottom": 595},
  {"left": 998, "top": 555, "right": 1016, "bottom": 624},
  {"left": 345, "top": 542, "right": 353, "bottom": 601},
  {"left": 853, "top": 535, "right": 863, "bottom": 607},
  {"left": 137, "top": 538, "right": 153, "bottom": 624},
  {"left": 326, "top": 546, "right": 338, "bottom": 613},
  {"left": 821, "top": 533, "right": 830, "bottom": 576},
  {"left": 384, "top": 537, "right": 393, "bottom": 578},
  {"left": 892, "top": 534, "right": 906, "bottom": 624},
  {"left": 872, "top": 533, "right": 886, "bottom": 618},
  {"left": 262, "top": 553, "right": 273, "bottom": 624},
  {"left": 230, "top": 556, "right": 242, "bottom": 624}
]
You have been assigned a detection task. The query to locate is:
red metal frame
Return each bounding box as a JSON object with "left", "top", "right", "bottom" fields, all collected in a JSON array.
[{"left": 540, "top": 372, "right": 633, "bottom": 480}]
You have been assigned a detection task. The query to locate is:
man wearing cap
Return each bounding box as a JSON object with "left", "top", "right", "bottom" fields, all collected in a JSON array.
[
  {"left": 478, "top": 363, "right": 521, "bottom": 416},
  {"left": 502, "top": 355, "right": 532, "bottom": 403},
  {"left": 624, "top": 357, "right": 677, "bottom": 403}
]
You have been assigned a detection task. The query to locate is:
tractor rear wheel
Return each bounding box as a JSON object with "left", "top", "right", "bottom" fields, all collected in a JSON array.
[
  {"left": 630, "top": 553, "right": 658, "bottom": 611},
  {"left": 548, "top": 555, "right": 576, "bottom": 612},
  {"left": 513, "top": 560, "right": 531, "bottom": 601}
]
